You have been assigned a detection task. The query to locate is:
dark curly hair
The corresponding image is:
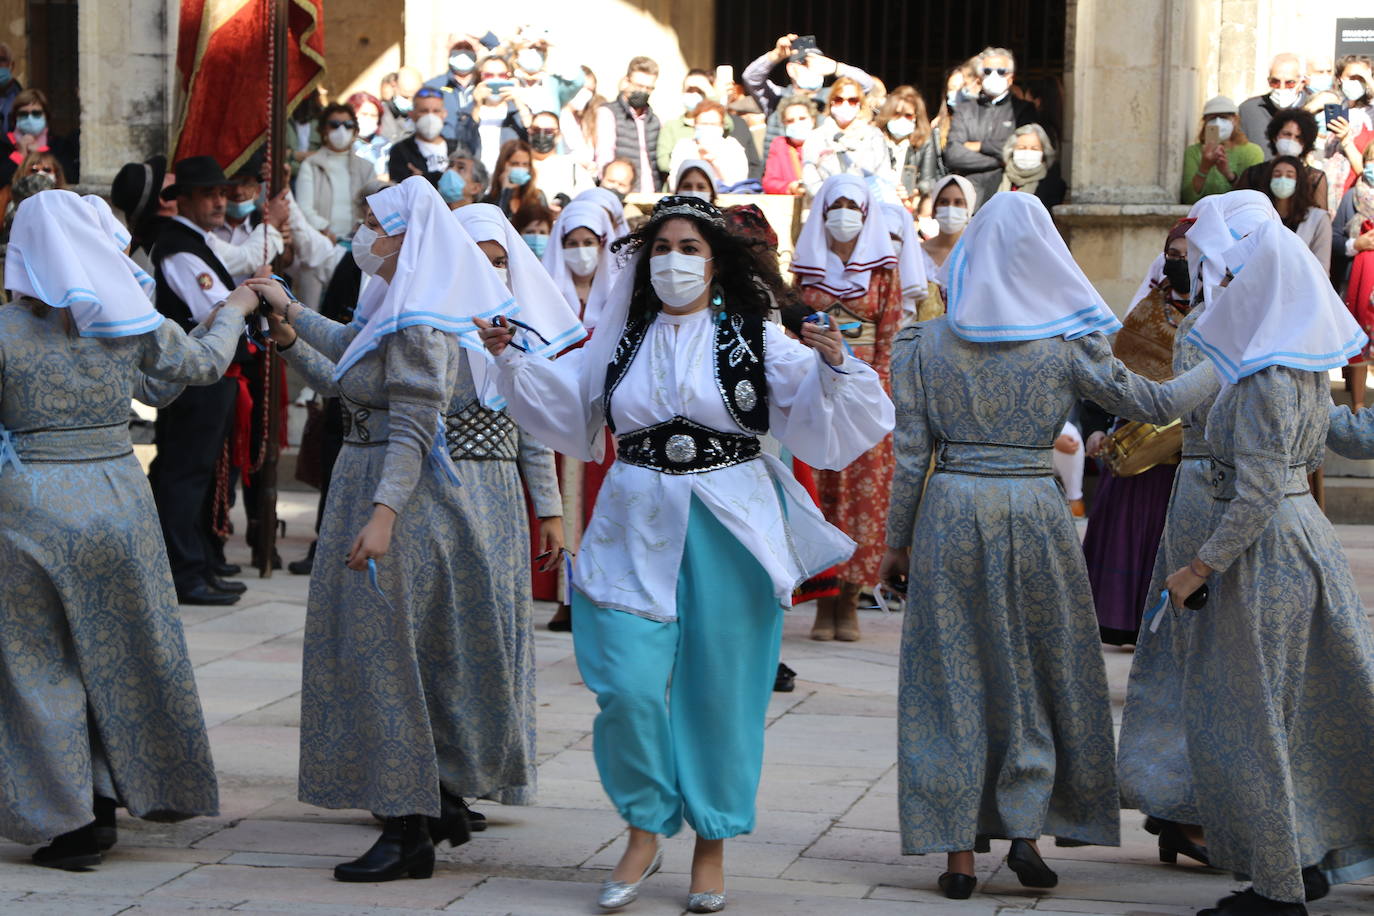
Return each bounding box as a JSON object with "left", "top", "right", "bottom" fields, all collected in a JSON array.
[
  {"left": 1264, "top": 107, "right": 1318, "bottom": 157},
  {"left": 611, "top": 195, "right": 789, "bottom": 324}
]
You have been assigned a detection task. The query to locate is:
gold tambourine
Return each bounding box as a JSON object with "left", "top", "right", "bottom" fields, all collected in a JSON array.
[{"left": 1102, "top": 420, "right": 1183, "bottom": 477}]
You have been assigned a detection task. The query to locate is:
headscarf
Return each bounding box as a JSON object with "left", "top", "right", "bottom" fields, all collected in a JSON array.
[
  {"left": 453, "top": 203, "right": 587, "bottom": 407},
  {"left": 997, "top": 124, "right": 1055, "bottom": 195},
  {"left": 1185, "top": 190, "right": 1278, "bottom": 298},
  {"left": 723, "top": 203, "right": 777, "bottom": 248},
  {"left": 1188, "top": 219, "right": 1366, "bottom": 383},
  {"left": 945, "top": 191, "right": 1120, "bottom": 342},
  {"left": 5, "top": 189, "right": 163, "bottom": 337},
  {"left": 542, "top": 197, "right": 618, "bottom": 322},
  {"left": 671, "top": 158, "right": 717, "bottom": 193},
  {"left": 879, "top": 203, "right": 928, "bottom": 307},
  {"left": 575, "top": 186, "right": 630, "bottom": 241},
  {"left": 335, "top": 175, "right": 513, "bottom": 380},
  {"left": 83, "top": 194, "right": 156, "bottom": 300},
  {"left": 929, "top": 173, "right": 978, "bottom": 217},
  {"left": 1126, "top": 218, "right": 1195, "bottom": 315},
  {"left": 791, "top": 174, "right": 897, "bottom": 300}
]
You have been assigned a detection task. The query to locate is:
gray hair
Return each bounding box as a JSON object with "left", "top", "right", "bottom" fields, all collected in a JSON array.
[
  {"left": 356, "top": 178, "right": 391, "bottom": 208},
  {"left": 447, "top": 150, "right": 490, "bottom": 193},
  {"left": 1001, "top": 123, "right": 1055, "bottom": 167},
  {"left": 979, "top": 47, "right": 1016, "bottom": 71}
]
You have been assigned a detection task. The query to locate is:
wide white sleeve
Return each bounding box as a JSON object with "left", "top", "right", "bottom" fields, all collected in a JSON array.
[
  {"left": 494, "top": 345, "right": 603, "bottom": 461},
  {"left": 763, "top": 322, "right": 895, "bottom": 470},
  {"left": 294, "top": 164, "right": 331, "bottom": 232},
  {"left": 208, "top": 223, "right": 284, "bottom": 279},
  {"left": 287, "top": 191, "right": 338, "bottom": 269},
  {"left": 162, "top": 252, "right": 231, "bottom": 323}
]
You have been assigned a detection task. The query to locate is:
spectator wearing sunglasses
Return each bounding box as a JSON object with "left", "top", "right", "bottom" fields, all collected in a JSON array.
[
  {"left": 1239, "top": 53, "right": 1313, "bottom": 160},
  {"left": 528, "top": 110, "right": 590, "bottom": 206},
  {"left": 942, "top": 48, "right": 1036, "bottom": 211},
  {"left": 800, "top": 75, "right": 894, "bottom": 198},
  {"left": 297, "top": 102, "right": 376, "bottom": 241}
]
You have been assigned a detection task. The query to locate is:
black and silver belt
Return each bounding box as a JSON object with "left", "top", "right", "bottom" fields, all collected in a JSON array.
[
  {"left": 616, "top": 416, "right": 760, "bottom": 475},
  {"left": 445, "top": 401, "right": 518, "bottom": 462}
]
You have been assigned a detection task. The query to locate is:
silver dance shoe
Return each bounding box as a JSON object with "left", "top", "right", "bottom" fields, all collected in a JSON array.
[
  {"left": 597, "top": 846, "right": 664, "bottom": 910},
  {"left": 687, "top": 890, "right": 727, "bottom": 912}
]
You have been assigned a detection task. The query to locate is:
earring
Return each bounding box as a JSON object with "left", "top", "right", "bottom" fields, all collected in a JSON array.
[{"left": 710, "top": 282, "right": 724, "bottom": 310}]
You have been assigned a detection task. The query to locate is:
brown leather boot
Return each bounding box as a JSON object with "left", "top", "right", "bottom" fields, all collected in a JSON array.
[
  {"left": 834, "top": 581, "right": 862, "bottom": 642},
  {"left": 810, "top": 596, "right": 836, "bottom": 641}
]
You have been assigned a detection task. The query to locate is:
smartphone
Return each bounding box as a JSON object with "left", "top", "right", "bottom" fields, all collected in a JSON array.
[
  {"left": 1325, "top": 103, "right": 1350, "bottom": 127},
  {"left": 791, "top": 35, "right": 818, "bottom": 56},
  {"left": 1203, "top": 122, "right": 1220, "bottom": 147},
  {"left": 485, "top": 79, "right": 514, "bottom": 93},
  {"left": 714, "top": 65, "right": 734, "bottom": 89}
]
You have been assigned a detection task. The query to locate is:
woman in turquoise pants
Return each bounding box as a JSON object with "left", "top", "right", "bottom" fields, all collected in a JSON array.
[{"left": 478, "top": 195, "right": 894, "bottom": 912}]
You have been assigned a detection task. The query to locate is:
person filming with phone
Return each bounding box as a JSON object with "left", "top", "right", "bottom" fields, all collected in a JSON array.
[{"left": 1181, "top": 95, "right": 1262, "bottom": 205}]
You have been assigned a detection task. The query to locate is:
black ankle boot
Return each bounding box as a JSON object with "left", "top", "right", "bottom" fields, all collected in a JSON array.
[
  {"left": 1006, "top": 838, "right": 1058, "bottom": 888},
  {"left": 32, "top": 822, "right": 102, "bottom": 870},
  {"left": 1199, "top": 888, "right": 1308, "bottom": 915},
  {"left": 93, "top": 796, "right": 117, "bottom": 851},
  {"left": 427, "top": 787, "right": 473, "bottom": 848},
  {"left": 333, "top": 816, "right": 435, "bottom": 882},
  {"left": 1302, "top": 865, "right": 1329, "bottom": 902}
]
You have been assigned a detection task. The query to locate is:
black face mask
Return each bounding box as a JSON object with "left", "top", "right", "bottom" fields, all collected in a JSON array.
[
  {"left": 1162, "top": 258, "right": 1190, "bottom": 296},
  {"left": 627, "top": 90, "right": 651, "bottom": 109},
  {"left": 530, "top": 133, "right": 557, "bottom": 154}
]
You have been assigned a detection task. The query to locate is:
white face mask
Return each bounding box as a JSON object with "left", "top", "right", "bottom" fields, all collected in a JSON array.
[
  {"left": 680, "top": 189, "right": 713, "bottom": 203},
  {"left": 1269, "top": 87, "right": 1300, "bottom": 108},
  {"left": 784, "top": 120, "right": 812, "bottom": 141},
  {"left": 650, "top": 252, "right": 712, "bottom": 308},
  {"left": 682, "top": 91, "right": 704, "bottom": 114},
  {"left": 1274, "top": 137, "right": 1303, "bottom": 158},
  {"left": 450, "top": 52, "right": 476, "bottom": 74},
  {"left": 794, "top": 67, "right": 823, "bottom": 92},
  {"left": 694, "top": 125, "right": 724, "bottom": 145},
  {"left": 830, "top": 102, "right": 859, "bottom": 127},
  {"left": 1211, "top": 117, "right": 1234, "bottom": 142},
  {"left": 517, "top": 49, "right": 544, "bottom": 74},
  {"left": 887, "top": 117, "right": 915, "bottom": 140},
  {"left": 564, "top": 245, "right": 600, "bottom": 277},
  {"left": 357, "top": 115, "right": 379, "bottom": 138},
  {"left": 935, "top": 205, "right": 969, "bottom": 234},
  {"left": 890, "top": 237, "right": 903, "bottom": 257},
  {"left": 1011, "top": 148, "right": 1044, "bottom": 171},
  {"left": 1343, "top": 79, "right": 1367, "bottom": 102},
  {"left": 327, "top": 125, "right": 355, "bottom": 150},
  {"left": 351, "top": 225, "right": 398, "bottom": 275},
  {"left": 1269, "top": 176, "right": 1297, "bottom": 199},
  {"left": 571, "top": 88, "right": 594, "bottom": 110},
  {"left": 415, "top": 112, "right": 444, "bottom": 141},
  {"left": 982, "top": 73, "right": 1010, "bottom": 97},
  {"left": 824, "top": 208, "right": 864, "bottom": 242},
  {"left": 1309, "top": 74, "right": 1333, "bottom": 93},
  {"left": 493, "top": 266, "right": 510, "bottom": 288}
]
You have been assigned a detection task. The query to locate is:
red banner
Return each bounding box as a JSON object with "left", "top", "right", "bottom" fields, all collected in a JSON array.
[{"left": 170, "top": 0, "right": 325, "bottom": 173}]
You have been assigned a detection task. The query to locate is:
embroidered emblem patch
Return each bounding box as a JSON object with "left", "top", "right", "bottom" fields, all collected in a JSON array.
[{"left": 196, "top": 272, "right": 213, "bottom": 290}]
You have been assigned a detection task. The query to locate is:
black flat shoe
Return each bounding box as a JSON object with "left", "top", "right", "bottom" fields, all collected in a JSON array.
[
  {"left": 288, "top": 542, "right": 316, "bottom": 576},
  {"left": 1006, "top": 838, "right": 1058, "bottom": 888},
  {"left": 32, "top": 823, "right": 102, "bottom": 870},
  {"left": 334, "top": 816, "right": 434, "bottom": 882},
  {"left": 426, "top": 788, "right": 473, "bottom": 848},
  {"left": 547, "top": 604, "right": 572, "bottom": 632},
  {"left": 1198, "top": 888, "right": 1308, "bottom": 915},
  {"left": 937, "top": 872, "right": 976, "bottom": 899},
  {"left": 1156, "top": 820, "right": 1210, "bottom": 867},
  {"left": 1302, "top": 865, "right": 1329, "bottom": 902},
  {"left": 177, "top": 583, "right": 240, "bottom": 606},
  {"left": 207, "top": 576, "right": 247, "bottom": 594},
  {"left": 973, "top": 835, "right": 991, "bottom": 854},
  {"left": 213, "top": 562, "right": 242, "bottom": 578},
  {"left": 773, "top": 663, "right": 796, "bottom": 693},
  {"left": 93, "top": 796, "right": 117, "bottom": 851}
]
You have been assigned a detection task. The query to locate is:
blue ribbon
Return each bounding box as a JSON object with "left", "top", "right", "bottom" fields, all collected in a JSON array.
[
  {"left": 0, "top": 424, "right": 24, "bottom": 477},
  {"left": 428, "top": 417, "right": 462, "bottom": 486},
  {"left": 366, "top": 558, "right": 397, "bottom": 613},
  {"left": 1144, "top": 589, "right": 1171, "bottom": 634}
]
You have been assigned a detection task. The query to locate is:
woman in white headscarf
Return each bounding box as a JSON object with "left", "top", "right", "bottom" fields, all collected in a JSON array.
[
  {"left": 921, "top": 173, "right": 976, "bottom": 303},
  {"left": 878, "top": 202, "right": 928, "bottom": 319},
  {"left": 248, "top": 176, "right": 517, "bottom": 884},
  {"left": 879, "top": 191, "right": 1219, "bottom": 900},
  {"left": 1116, "top": 190, "right": 1279, "bottom": 868},
  {"left": 1164, "top": 220, "right": 1374, "bottom": 916},
  {"left": 0, "top": 189, "right": 257, "bottom": 867},
  {"left": 669, "top": 157, "right": 719, "bottom": 205},
  {"left": 475, "top": 195, "right": 893, "bottom": 913},
  {"left": 791, "top": 173, "right": 902, "bottom": 642}
]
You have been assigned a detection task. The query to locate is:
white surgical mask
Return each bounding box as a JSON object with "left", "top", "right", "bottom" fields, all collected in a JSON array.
[
  {"left": 824, "top": 208, "right": 864, "bottom": 242},
  {"left": 564, "top": 245, "right": 600, "bottom": 277},
  {"left": 351, "top": 225, "right": 397, "bottom": 275},
  {"left": 794, "top": 68, "right": 823, "bottom": 92},
  {"left": 982, "top": 73, "right": 1010, "bottom": 97},
  {"left": 890, "top": 237, "right": 904, "bottom": 257},
  {"left": 830, "top": 102, "right": 859, "bottom": 127},
  {"left": 682, "top": 91, "right": 704, "bottom": 114},
  {"left": 681, "top": 189, "right": 712, "bottom": 203},
  {"left": 1269, "top": 176, "right": 1297, "bottom": 199},
  {"left": 784, "top": 120, "right": 812, "bottom": 141},
  {"left": 494, "top": 266, "right": 510, "bottom": 288},
  {"left": 1011, "top": 148, "right": 1044, "bottom": 171},
  {"left": 694, "top": 125, "right": 724, "bottom": 145},
  {"left": 1343, "top": 79, "right": 1367, "bottom": 102},
  {"left": 571, "top": 88, "right": 593, "bottom": 110},
  {"left": 450, "top": 52, "right": 476, "bottom": 74},
  {"left": 357, "top": 115, "right": 379, "bottom": 138},
  {"left": 1309, "top": 74, "right": 1333, "bottom": 93},
  {"left": 1269, "top": 87, "right": 1300, "bottom": 108},
  {"left": 327, "top": 125, "right": 355, "bottom": 150},
  {"left": 1274, "top": 137, "right": 1303, "bottom": 158},
  {"left": 1211, "top": 117, "right": 1234, "bottom": 142},
  {"left": 650, "top": 252, "right": 712, "bottom": 308},
  {"left": 517, "top": 49, "right": 544, "bottom": 74},
  {"left": 887, "top": 117, "right": 915, "bottom": 140},
  {"left": 415, "top": 113, "right": 444, "bottom": 141},
  {"left": 935, "top": 205, "right": 969, "bottom": 234}
]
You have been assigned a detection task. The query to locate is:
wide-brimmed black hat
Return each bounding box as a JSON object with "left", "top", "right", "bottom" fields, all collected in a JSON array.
[
  {"left": 161, "top": 155, "right": 229, "bottom": 200},
  {"left": 110, "top": 154, "right": 167, "bottom": 225}
]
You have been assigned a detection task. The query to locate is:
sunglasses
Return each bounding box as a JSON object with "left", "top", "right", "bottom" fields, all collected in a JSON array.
[
  {"left": 29, "top": 166, "right": 53, "bottom": 174},
  {"left": 15, "top": 108, "right": 42, "bottom": 117},
  {"left": 414, "top": 88, "right": 444, "bottom": 100},
  {"left": 326, "top": 119, "right": 358, "bottom": 129},
  {"left": 832, "top": 96, "right": 862, "bottom": 106},
  {"left": 530, "top": 128, "right": 558, "bottom": 137},
  {"left": 982, "top": 67, "right": 1011, "bottom": 77},
  {"left": 1268, "top": 77, "right": 1300, "bottom": 88}
]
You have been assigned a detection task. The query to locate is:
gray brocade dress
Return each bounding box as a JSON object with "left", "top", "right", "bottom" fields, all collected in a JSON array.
[
  {"left": 0, "top": 304, "right": 240, "bottom": 844},
  {"left": 1182, "top": 367, "right": 1374, "bottom": 903},
  {"left": 1116, "top": 303, "right": 1214, "bottom": 824},
  {"left": 886, "top": 318, "right": 1216, "bottom": 853},
  {"left": 286, "top": 307, "right": 555, "bottom": 814}
]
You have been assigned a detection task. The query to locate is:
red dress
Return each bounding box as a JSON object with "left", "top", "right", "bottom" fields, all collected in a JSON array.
[{"left": 798, "top": 266, "right": 903, "bottom": 587}]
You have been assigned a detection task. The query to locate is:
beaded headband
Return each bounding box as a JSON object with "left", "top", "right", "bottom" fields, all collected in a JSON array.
[{"left": 651, "top": 194, "right": 726, "bottom": 228}]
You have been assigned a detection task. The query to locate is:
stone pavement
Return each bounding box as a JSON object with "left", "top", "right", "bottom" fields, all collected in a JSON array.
[{"left": 5, "top": 494, "right": 1374, "bottom": 915}]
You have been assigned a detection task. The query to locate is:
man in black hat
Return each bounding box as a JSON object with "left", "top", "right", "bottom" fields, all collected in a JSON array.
[{"left": 147, "top": 155, "right": 248, "bottom": 606}]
